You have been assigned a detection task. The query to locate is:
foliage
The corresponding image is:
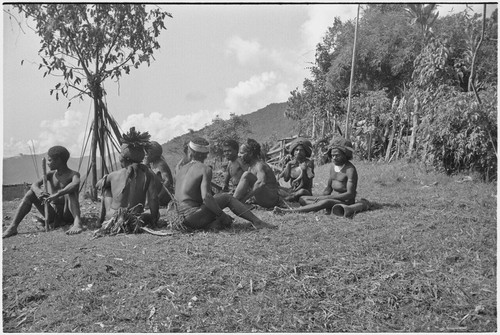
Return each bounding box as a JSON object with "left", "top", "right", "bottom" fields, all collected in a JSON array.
[
  {"left": 10, "top": 4, "right": 171, "bottom": 105},
  {"left": 204, "top": 114, "right": 251, "bottom": 161},
  {"left": 420, "top": 86, "right": 497, "bottom": 180}
]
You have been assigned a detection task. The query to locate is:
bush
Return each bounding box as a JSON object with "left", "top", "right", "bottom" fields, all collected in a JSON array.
[{"left": 422, "top": 87, "right": 497, "bottom": 180}]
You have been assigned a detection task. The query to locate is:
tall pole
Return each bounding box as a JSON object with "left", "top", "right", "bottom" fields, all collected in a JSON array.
[{"left": 345, "top": 4, "right": 360, "bottom": 140}]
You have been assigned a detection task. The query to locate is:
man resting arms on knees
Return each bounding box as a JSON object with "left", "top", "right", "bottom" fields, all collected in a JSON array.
[
  {"left": 274, "top": 137, "right": 358, "bottom": 214},
  {"left": 3, "top": 146, "right": 82, "bottom": 238},
  {"left": 97, "top": 128, "right": 160, "bottom": 229},
  {"left": 175, "top": 137, "right": 276, "bottom": 230},
  {"left": 233, "top": 138, "right": 281, "bottom": 208}
]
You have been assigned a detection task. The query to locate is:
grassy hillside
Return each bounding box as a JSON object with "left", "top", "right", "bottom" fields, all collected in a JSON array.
[{"left": 3, "top": 102, "right": 298, "bottom": 185}]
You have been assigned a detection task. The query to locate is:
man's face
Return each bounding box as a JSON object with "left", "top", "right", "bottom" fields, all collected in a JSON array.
[
  {"left": 223, "top": 146, "right": 238, "bottom": 161},
  {"left": 47, "top": 156, "right": 61, "bottom": 170},
  {"left": 239, "top": 144, "right": 252, "bottom": 164},
  {"left": 330, "top": 148, "right": 347, "bottom": 166}
]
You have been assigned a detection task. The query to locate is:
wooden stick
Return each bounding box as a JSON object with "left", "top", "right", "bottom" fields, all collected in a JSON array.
[{"left": 42, "top": 157, "right": 49, "bottom": 232}]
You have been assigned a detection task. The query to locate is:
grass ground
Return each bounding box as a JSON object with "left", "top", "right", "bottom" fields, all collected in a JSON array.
[{"left": 2, "top": 160, "right": 497, "bottom": 332}]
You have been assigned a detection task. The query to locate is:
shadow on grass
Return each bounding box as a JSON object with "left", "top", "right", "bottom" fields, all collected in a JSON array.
[{"left": 368, "top": 201, "right": 402, "bottom": 211}]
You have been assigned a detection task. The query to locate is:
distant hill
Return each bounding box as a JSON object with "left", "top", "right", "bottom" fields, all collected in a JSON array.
[
  {"left": 160, "top": 102, "right": 299, "bottom": 169},
  {"left": 3, "top": 102, "right": 299, "bottom": 185}
]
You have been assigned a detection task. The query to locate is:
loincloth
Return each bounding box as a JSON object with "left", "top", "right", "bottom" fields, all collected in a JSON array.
[{"left": 93, "top": 205, "right": 147, "bottom": 237}]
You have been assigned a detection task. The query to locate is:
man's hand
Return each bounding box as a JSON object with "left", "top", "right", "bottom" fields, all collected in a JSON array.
[{"left": 44, "top": 192, "right": 60, "bottom": 204}]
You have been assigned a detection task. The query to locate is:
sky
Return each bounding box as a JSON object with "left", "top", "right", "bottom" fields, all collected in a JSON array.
[{"left": 2, "top": 2, "right": 494, "bottom": 158}]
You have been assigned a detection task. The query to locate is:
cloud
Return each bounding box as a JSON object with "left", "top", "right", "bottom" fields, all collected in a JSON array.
[
  {"left": 301, "top": 5, "right": 358, "bottom": 52},
  {"left": 120, "top": 110, "right": 221, "bottom": 144},
  {"left": 224, "top": 72, "right": 290, "bottom": 115},
  {"left": 225, "top": 36, "right": 264, "bottom": 65}
]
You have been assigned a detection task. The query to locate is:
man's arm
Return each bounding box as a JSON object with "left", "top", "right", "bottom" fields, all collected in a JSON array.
[
  {"left": 46, "top": 173, "right": 81, "bottom": 202},
  {"left": 222, "top": 164, "right": 231, "bottom": 191},
  {"left": 322, "top": 169, "right": 334, "bottom": 195},
  {"left": 147, "top": 174, "right": 161, "bottom": 224},
  {"left": 159, "top": 161, "right": 174, "bottom": 189}
]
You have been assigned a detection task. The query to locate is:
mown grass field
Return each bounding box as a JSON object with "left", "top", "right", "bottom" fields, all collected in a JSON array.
[{"left": 2, "top": 160, "right": 496, "bottom": 332}]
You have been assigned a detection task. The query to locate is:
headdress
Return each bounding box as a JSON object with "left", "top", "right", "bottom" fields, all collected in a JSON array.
[
  {"left": 121, "top": 127, "right": 151, "bottom": 163},
  {"left": 289, "top": 137, "right": 313, "bottom": 158},
  {"left": 329, "top": 137, "right": 354, "bottom": 160}
]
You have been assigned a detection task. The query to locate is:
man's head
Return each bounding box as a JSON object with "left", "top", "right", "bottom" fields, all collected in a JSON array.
[
  {"left": 188, "top": 137, "right": 210, "bottom": 162},
  {"left": 239, "top": 138, "right": 261, "bottom": 164},
  {"left": 289, "top": 138, "right": 312, "bottom": 161},
  {"left": 222, "top": 139, "right": 239, "bottom": 161},
  {"left": 328, "top": 137, "right": 354, "bottom": 165},
  {"left": 120, "top": 127, "right": 151, "bottom": 167},
  {"left": 47, "top": 146, "right": 70, "bottom": 170},
  {"left": 145, "top": 141, "right": 163, "bottom": 164}
]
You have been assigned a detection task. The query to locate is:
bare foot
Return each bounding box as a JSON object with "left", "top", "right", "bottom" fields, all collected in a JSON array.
[
  {"left": 66, "top": 222, "right": 83, "bottom": 235},
  {"left": 3, "top": 226, "right": 18, "bottom": 238},
  {"left": 251, "top": 220, "right": 277, "bottom": 229}
]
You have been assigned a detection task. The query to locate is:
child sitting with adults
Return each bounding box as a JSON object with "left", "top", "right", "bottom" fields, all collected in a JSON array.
[
  {"left": 278, "top": 137, "right": 315, "bottom": 202},
  {"left": 274, "top": 137, "right": 358, "bottom": 214}
]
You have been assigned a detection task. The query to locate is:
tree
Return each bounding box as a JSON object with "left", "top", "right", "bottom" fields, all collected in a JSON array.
[{"left": 8, "top": 4, "right": 171, "bottom": 198}]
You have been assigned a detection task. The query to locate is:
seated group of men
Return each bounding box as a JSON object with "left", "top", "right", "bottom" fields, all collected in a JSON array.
[{"left": 2, "top": 131, "right": 358, "bottom": 238}]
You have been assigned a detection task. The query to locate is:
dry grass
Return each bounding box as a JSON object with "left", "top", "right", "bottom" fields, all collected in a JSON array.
[{"left": 2, "top": 160, "right": 496, "bottom": 332}]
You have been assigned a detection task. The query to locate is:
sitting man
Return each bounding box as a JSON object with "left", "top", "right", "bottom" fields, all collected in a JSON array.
[
  {"left": 233, "top": 138, "right": 281, "bottom": 208},
  {"left": 144, "top": 141, "right": 174, "bottom": 206},
  {"left": 175, "top": 137, "right": 275, "bottom": 230},
  {"left": 222, "top": 139, "right": 248, "bottom": 193},
  {"left": 278, "top": 137, "right": 315, "bottom": 202},
  {"left": 97, "top": 128, "right": 160, "bottom": 230},
  {"left": 3, "top": 146, "right": 83, "bottom": 238},
  {"left": 274, "top": 137, "right": 358, "bottom": 214}
]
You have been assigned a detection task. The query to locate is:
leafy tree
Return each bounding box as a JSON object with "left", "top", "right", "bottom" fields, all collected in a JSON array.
[{"left": 8, "top": 4, "right": 171, "bottom": 198}]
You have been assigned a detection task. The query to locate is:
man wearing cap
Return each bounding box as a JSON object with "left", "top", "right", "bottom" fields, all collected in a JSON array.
[
  {"left": 175, "top": 137, "right": 276, "bottom": 230},
  {"left": 233, "top": 138, "right": 281, "bottom": 208},
  {"left": 278, "top": 137, "right": 315, "bottom": 202},
  {"left": 144, "top": 141, "right": 174, "bottom": 206},
  {"left": 97, "top": 128, "right": 160, "bottom": 226},
  {"left": 274, "top": 137, "right": 358, "bottom": 214}
]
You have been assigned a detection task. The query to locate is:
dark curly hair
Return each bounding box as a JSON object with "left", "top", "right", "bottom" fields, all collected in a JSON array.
[
  {"left": 48, "top": 146, "right": 70, "bottom": 163},
  {"left": 223, "top": 139, "right": 239, "bottom": 151},
  {"left": 245, "top": 138, "right": 261, "bottom": 158}
]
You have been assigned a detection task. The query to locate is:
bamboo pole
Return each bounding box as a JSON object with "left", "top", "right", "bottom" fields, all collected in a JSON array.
[
  {"left": 345, "top": 4, "right": 360, "bottom": 140},
  {"left": 42, "top": 157, "right": 49, "bottom": 232}
]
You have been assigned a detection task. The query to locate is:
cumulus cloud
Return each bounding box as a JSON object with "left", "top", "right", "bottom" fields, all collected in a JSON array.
[
  {"left": 301, "top": 5, "right": 358, "bottom": 52},
  {"left": 224, "top": 72, "right": 290, "bottom": 115},
  {"left": 4, "top": 110, "right": 88, "bottom": 158},
  {"left": 225, "top": 36, "right": 264, "bottom": 65},
  {"left": 120, "top": 110, "right": 222, "bottom": 144}
]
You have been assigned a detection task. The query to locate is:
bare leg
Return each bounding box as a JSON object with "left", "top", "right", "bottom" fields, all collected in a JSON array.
[
  {"left": 3, "top": 190, "right": 45, "bottom": 238},
  {"left": 65, "top": 192, "right": 83, "bottom": 235},
  {"left": 274, "top": 198, "right": 341, "bottom": 214},
  {"left": 215, "top": 193, "right": 276, "bottom": 229},
  {"left": 233, "top": 172, "right": 257, "bottom": 203}
]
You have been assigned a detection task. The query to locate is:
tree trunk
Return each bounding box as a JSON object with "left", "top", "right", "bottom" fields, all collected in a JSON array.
[
  {"left": 385, "top": 120, "right": 396, "bottom": 162},
  {"left": 90, "top": 94, "right": 99, "bottom": 201},
  {"left": 408, "top": 113, "right": 418, "bottom": 158},
  {"left": 367, "top": 131, "right": 373, "bottom": 161},
  {"left": 321, "top": 118, "right": 326, "bottom": 139},
  {"left": 311, "top": 113, "right": 317, "bottom": 139},
  {"left": 396, "top": 125, "right": 404, "bottom": 160}
]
